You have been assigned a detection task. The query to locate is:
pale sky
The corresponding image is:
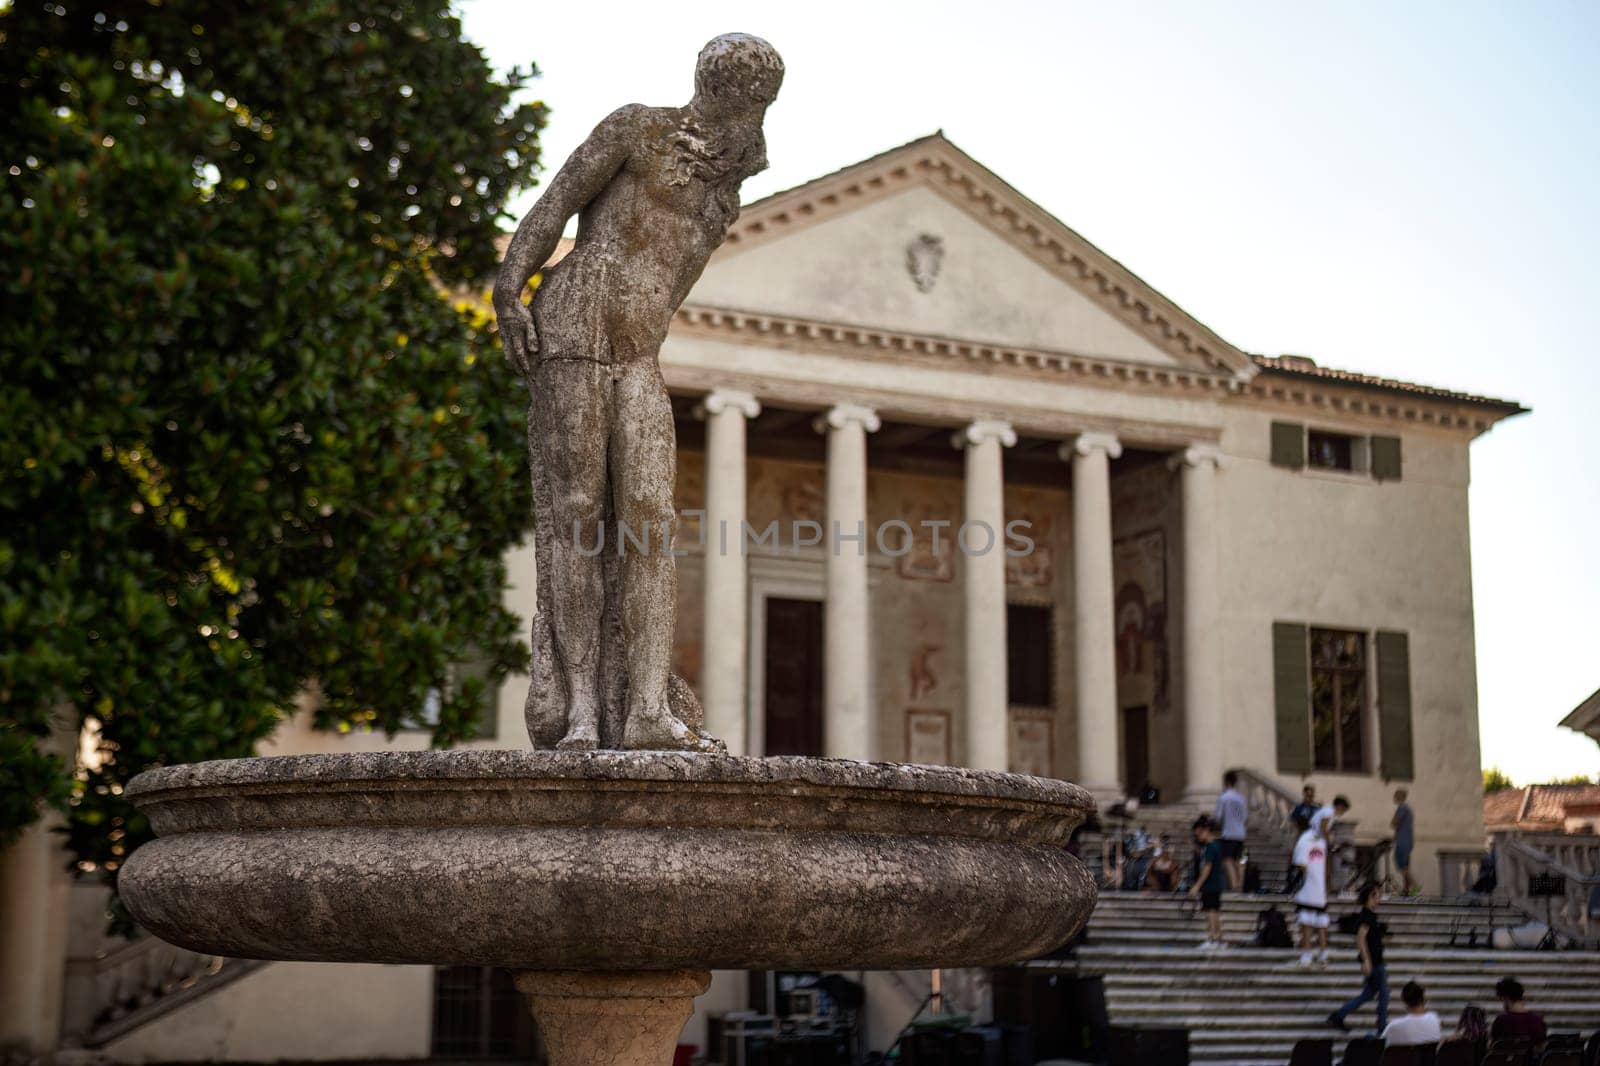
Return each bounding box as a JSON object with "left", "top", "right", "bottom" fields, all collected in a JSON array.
[{"left": 459, "top": 0, "right": 1600, "bottom": 786}]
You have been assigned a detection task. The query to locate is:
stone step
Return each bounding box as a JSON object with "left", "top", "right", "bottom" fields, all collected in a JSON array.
[
  {"left": 1067, "top": 946, "right": 1600, "bottom": 968},
  {"left": 1107, "top": 1005, "right": 1600, "bottom": 1024},
  {"left": 1092, "top": 894, "right": 1500, "bottom": 913},
  {"left": 1087, "top": 912, "right": 1487, "bottom": 930},
  {"left": 1061, "top": 894, "right": 1600, "bottom": 1064},
  {"left": 1103, "top": 976, "right": 1600, "bottom": 994}
]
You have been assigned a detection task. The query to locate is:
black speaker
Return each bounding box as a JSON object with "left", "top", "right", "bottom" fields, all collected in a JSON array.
[
  {"left": 1106, "top": 1025, "right": 1188, "bottom": 1066},
  {"left": 953, "top": 1027, "right": 1003, "bottom": 1066},
  {"left": 990, "top": 969, "right": 1107, "bottom": 1059},
  {"left": 902, "top": 1029, "right": 953, "bottom": 1066}
]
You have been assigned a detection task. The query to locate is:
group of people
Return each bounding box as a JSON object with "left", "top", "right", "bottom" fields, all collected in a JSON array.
[
  {"left": 1186, "top": 772, "right": 1373, "bottom": 953},
  {"left": 1373, "top": 976, "right": 1547, "bottom": 1048},
  {"left": 1179, "top": 770, "right": 1462, "bottom": 1039}
]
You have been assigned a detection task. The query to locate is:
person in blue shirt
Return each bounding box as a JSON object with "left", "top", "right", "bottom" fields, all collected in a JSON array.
[
  {"left": 1213, "top": 770, "right": 1249, "bottom": 891},
  {"left": 1290, "top": 784, "right": 1320, "bottom": 828},
  {"left": 1391, "top": 788, "right": 1417, "bottom": 897}
]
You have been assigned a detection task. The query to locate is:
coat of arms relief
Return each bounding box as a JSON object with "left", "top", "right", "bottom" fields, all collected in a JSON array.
[{"left": 906, "top": 233, "right": 944, "bottom": 293}]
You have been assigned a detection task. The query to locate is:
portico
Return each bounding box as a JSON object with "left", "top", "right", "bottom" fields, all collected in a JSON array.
[
  {"left": 651, "top": 132, "right": 1260, "bottom": 799},
  {"left": 671, "top": 380, "right": 1224, "bottom": 801}
]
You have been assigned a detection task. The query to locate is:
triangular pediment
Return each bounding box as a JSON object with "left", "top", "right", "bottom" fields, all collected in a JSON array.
[{"left": 689, "top": 134, "right": 1253, "bottom": 378}]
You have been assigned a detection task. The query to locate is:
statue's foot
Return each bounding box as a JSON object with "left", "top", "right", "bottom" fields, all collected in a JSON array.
[
  {"left": 556, "top": 730, "right": 597, "bottom": 752},
  {"left": 621, "top": 706, "right": 725, "bottom": 754},
  {"left": 557, "top": 704, "right": 600, "bottom": 751}
]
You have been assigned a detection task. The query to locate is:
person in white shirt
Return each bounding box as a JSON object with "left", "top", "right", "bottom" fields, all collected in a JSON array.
[
  {"left": 1313, "top": 795, "right": 1351, "bottom": 895},
  {"left": 1383, "top": 981, "right": 1443, "bottom": 1046},
  {"left": 1291, "top": 812, "right": 1330, "bottom": 966}
]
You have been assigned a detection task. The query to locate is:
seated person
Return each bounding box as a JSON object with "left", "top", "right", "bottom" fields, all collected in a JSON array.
[
  {"left": 1382, "top": 981, "right": 1442, "bottom": 1046},
  {"left": 1453, "top": 1003, "right": 1488, "bottom": 1043},
  {"left": 1143, "top": 837, "right": 1179, "bottom": 893},
  {"left": 1489, "top": 977, "right": 1546, "bottom": 1042}
]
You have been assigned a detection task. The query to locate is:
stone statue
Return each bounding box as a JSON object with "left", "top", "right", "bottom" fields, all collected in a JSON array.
[{"left": 494, "top": 34, "right": 784, "bottom": 753}]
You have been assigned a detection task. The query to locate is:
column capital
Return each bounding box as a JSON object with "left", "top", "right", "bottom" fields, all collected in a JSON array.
[
  {"left": 695, "top": 388, "right": 761, "bottom": 421},
  {"left": 1059, "top": 431, "right": 1123, "bottom": 462},
  {"left": 951, "top": 418, "right": 1017, "bottom": 450},
  {"left": 1168, "top": 443, "right": 1226, "bottom": 471},
  {"left": 813, "top": 402, "right": 881, "bottom": 434}
]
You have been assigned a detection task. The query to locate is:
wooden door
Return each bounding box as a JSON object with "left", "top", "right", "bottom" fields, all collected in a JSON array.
[
  {"left": 1122, "top": 705, "right": 1150, "bottom": 795},
  {"left": 763, "top": 597, "right": 824, "bottom": 756}
]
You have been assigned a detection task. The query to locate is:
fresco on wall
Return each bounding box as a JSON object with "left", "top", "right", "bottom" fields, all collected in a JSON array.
[
  {"left": 1004, "top": 484, "right": 1057, "bottom": 588},
  {"left": 1010, "top": 714, "right": 1054, "bottom": 778},
  {"left": 909, "top": 642, "right": 943, "bottom": 702},
  {"left": 887, "top": 475, "right": 959, "bottom": 581},
  {"left": 1113, "top": 528, "right": 1169, "bottom": 714},
  {"left": 906, "top": 708, "right": 952, "bottom": 765}
]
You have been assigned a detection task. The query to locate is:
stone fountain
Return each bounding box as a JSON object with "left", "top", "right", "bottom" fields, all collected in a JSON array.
[{"left": 118, "top": 35, "right": 1098, "bottom": 1066}]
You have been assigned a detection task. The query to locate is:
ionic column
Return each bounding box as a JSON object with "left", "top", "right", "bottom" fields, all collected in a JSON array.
[
  {"left": 1063, "top": 432, "right": 1123, "bottom": 801},
  {"left": 695, "top": 389, "right": 760, "bottom": 755},
  {"left": 954, "top": 419, "right": 1017, "bottom": 771},
  {"left": 1174, "top": 444, "right": 1226, "bottom": 803},
  {"left": 815, "top": 403, "right": 880, "bottom": 760}
]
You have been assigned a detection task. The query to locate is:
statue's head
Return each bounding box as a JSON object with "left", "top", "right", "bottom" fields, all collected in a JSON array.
[{"left": 693, "top": 33, "right": 784, "bottom": 113}]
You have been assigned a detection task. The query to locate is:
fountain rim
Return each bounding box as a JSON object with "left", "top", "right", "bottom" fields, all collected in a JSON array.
[{"left": 126, "top": 748, "right": 1093, "bottom": 809}]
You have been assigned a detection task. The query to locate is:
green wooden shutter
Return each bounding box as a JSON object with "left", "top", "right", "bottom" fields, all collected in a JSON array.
[
  {"left": 1270, "top": 422, "right": 1305, "bottom": 469},
  {"left": 1272, "top": 622, "right": 1311, "bottom": 774},
  {"left": 1376, "top": 630, "right": 1413, "bottom": 780},
  {"left": 1371, "top": 435, "right": 1402, "bottom": 481}
]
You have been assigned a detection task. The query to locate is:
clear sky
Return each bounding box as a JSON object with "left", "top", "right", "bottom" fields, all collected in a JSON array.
[{"left": 459, "top": 0, "right": 1600, "bottom": 786}]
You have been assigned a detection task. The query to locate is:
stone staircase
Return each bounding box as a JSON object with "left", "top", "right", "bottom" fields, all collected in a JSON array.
[{"left": 1042, "top": 892, "right": 1600, "bottom": 1065}]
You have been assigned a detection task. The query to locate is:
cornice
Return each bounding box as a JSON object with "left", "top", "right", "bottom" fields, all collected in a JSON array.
[
  {"left": 672, "top": 303, "right": 1506, "bottom": 436},
  {"left": 673, "top": 303, "right": 1245, "bottom": 398},
  {"left": 1242, "top": 376, "right": 1503, "bottom": 436},
  {"left": 721, "top": 134, "right": 1256, "bottom": 381}
]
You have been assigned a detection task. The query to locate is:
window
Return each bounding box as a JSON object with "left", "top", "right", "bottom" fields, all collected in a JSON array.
[
  {"left": 1309, "top": 628, "right": 1366, "bottom": 773},
  {"left": 1270, "top": 422, "right": 1402, "bottom": 481},
  {"left": 1274, "top": 622, "right": 1412, "bottom": 779},
  {"left": 1307, "top": 430, "right": 1356, "bottom": 472},
  {"left": 431, "top": 966, "right": 541, "bottom": 1059},
  {"left": 1007, "top": 603, "right": 1052, "bottom": 708}
]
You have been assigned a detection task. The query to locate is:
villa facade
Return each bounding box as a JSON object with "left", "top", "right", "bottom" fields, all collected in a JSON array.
[{"left": 5, "top": 133, "right": 1525, "bottom": 1063}]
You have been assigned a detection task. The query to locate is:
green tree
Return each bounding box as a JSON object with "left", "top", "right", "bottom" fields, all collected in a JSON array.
[
  {"left": 0, "top": 1, "right": 546, "bottom": 884},
  {"left": 1483, "top": 767, "right": 1516, "bottom": 794}
]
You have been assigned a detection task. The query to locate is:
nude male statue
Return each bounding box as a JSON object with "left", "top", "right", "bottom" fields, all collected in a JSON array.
[{"left": 494, "top": 34, "right": 783, "bottom": 752}]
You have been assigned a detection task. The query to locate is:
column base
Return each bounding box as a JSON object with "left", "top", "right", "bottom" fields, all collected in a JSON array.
[
  {"left": 1182, "top": 786, "right": 1222, "bottom": 810},
  {"left": 514, "top": 970, "right": 710, "bottom": 1066}
]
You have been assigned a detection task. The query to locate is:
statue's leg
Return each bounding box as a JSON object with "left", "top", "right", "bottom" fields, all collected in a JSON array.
[
  {"left": 610, "top": 362, "right": 712, "bottom": 752},
  {"left": 532, "top": 359, "right": 609, "bottom": 751}
]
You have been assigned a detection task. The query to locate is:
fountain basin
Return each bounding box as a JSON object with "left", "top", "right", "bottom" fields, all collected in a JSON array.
[{"left": 120, "top": 750, "right": 1095, "bottom": 971}]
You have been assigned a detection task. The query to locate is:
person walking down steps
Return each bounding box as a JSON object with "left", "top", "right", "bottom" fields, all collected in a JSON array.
[{"left": 1328, "top": 884, "right": 1390, "bottom": 1034}]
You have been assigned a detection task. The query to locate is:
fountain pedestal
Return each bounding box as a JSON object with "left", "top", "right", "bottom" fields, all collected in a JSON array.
[
  {"left": 514, "top": 971, "right": 710, "bottom": 1066},
  {"left": 120, "top": 751, "right": 1095, "bottom": 1064}
]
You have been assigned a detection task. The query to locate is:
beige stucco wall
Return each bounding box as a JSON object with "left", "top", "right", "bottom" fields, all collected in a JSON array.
[{"left": 1212, "top": 403, "right": 1485, "bottom": 891}]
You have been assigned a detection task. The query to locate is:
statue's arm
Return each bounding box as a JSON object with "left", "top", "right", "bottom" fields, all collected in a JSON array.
[{"left": 493, "top": 106, "right": 638, "bottom": 374}]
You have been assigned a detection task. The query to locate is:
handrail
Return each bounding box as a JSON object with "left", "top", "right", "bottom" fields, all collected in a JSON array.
[
  {"left": 60, "top": 931, "right": 266, "bottom": 1048},
  {"left": 1233, "top": 768, "right": 1299, "bottom": 837},
  {"left": 1499, "top": 837, "right": 1599, "bottom": 949}
]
